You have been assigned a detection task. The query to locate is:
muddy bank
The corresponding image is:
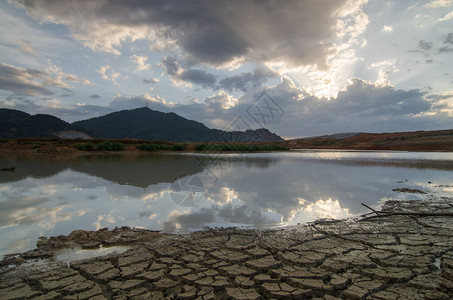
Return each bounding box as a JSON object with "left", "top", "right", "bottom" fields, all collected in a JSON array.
[{"left": 1, "top": 198, "right": 453, "bottom": 299}]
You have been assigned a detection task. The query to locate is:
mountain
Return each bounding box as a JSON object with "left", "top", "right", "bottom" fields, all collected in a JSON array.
[
  {"left": 0, "top": 109, "right": 72, "bottom": 138},
  {"left": 223, "top": 128, "right": 283, "bottom": 143},
  {"left": 73, "top": 107, "right": 224, "bottom": 142},
  {"left": 0, "top": 107, "right": 283, "bottom": 142}
]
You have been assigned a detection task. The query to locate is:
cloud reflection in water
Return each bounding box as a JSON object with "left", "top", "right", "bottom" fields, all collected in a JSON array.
[{"left": 1, "top": 151, "right": 453, "bottom": 257}]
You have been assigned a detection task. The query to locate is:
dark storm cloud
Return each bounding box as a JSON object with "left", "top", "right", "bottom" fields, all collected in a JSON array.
[
  {"left": 160, "top": 56, "right": 277, "bottom": 90},
  {"left": 179, "top": 69, "right": 216, "bottom": 89},
  {"left": 160, "top": 56, "right": 216, "bottom": 88},
  {"left": 160, "top": 56, "right": 180, "bottom": 76},
  {"left": 16, "top": 0, "right": 348, "bottom": 68},
  {"left": 218, "top": 67, "right": 278, "bottom": 92}
]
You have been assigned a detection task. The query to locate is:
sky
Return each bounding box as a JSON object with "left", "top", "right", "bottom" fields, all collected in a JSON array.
[{"left": 0, "top": 0, "right": 452, "bottom": 138}]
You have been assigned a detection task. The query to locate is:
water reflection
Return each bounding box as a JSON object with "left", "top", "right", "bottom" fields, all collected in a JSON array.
[{"left": 0, "top": 151, "right": 452, "bottom": 258}]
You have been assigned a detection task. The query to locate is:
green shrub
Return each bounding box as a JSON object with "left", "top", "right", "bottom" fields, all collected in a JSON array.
[
  {"left": 74, "top": 143, "right": 94, "bottom": 151},
  {"left": 96, "top": 141, "right": 113, "bottom": 151},
  {"left": 112, "top": 142, "right": 125, "bottom": 151},
  {"left": 171, "top": 143, "right": 186, "bottom": 151},
  {"left": 194, "top": 143, "right": 209, "bottom": 151},
  {"left": 84, "top": 143, "right": 94, "bottom": 151},
  {"left": 137, "top": 143, "right": 171, "bottom": 151}
]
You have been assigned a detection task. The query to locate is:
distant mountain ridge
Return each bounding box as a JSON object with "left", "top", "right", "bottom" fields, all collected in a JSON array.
[
  {"left": 0, "top": 109, "right": 72, "bottom": 138},
  {"left": 0, "top": 107, "right": 283, "bottom": 142}
]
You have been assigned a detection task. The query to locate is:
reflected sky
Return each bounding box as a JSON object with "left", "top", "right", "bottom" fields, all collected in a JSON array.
[{"left": 0, "top": 151, "right": 453, "bottom": 258}]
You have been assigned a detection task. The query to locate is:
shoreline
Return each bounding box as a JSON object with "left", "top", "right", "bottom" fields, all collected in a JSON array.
[
  {"left": 1, "top": 198, "right": 453, "bottom": 299},
  {"left": 1, "top": 136, "right": 453, "bottom": 156}
]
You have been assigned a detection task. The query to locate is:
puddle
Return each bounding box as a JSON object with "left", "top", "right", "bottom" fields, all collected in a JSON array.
[{"left": 56, "top": 246, "right": 130, "bottom": 265}]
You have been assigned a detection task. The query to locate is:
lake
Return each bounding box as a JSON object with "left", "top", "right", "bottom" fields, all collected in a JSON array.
[{"left": 1, "top": 150, "right": 453, "bottom": 258}]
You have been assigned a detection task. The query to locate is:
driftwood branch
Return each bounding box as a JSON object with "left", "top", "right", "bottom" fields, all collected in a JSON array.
[{"left": 360, "top": 203, "right": 453, "bottom": 220}]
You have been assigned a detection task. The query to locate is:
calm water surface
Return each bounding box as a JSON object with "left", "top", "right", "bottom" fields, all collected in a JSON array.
[{"left": 1, "top": 150, "right": 453, "bottom": 258}]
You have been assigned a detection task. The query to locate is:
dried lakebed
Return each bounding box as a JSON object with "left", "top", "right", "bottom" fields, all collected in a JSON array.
[{"left": 1, "top": 198, "right": 453, "bottom": 300}]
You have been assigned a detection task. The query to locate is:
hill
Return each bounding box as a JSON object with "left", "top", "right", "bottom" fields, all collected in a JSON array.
[
  {"left": 0, "top": 109, "right": 72, "bottom": 138},
  {"left": 278, "top": 129, "right": 453, "bottom": 151}
]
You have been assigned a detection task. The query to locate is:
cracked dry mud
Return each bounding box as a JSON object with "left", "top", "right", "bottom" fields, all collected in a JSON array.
[{"left": 1, "top": 199, "right": 453, "bottom": 299}]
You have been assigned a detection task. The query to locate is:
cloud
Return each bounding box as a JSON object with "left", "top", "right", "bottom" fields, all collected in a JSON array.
[
  {"left": 108, "top": 93, "right": 174, "bottom": 112},
  {"left": 15, "top": 0, "right": 359, "bottom": 69},
  {"left": 90, "top": 94, "right": 101, "bottom": 98},
  {"left": 218, "top": 67, "right": 278, "bottom": 92},
  {"left": 262, "top": 77, "right": 450, "bottom": 136},
  {"left": 18, "top": 42, "right": 38, "bottom": 56},
  {"left": 417, "top": 40, "right": 433, "bottom": 51},
  {"left": 180, "top": 77, "right": 449, "bottom": 136},
  {"left": 160, "top": 56, "right": 216, "bottom": 89},
  {"left": 0, "top": 63, "right": 53, "bottom": 95},
  {"left": 131, "top": 54, "right": 150, "bottom": 71},
  {"left": 439, "top": 46, "right": 453, "bottom": 53},
  {"left": 161, "top": 205, "right": 274, "bottom": 232},
  {"left": 0, "top": 62, "right": 89, "bottom": 96},
  {"left": 425, "top": 0, "right": 453, "bottom": 8},
  {"left": 444, "top": 33, "right": 453, "bottom": 44},
  {"left": 368, "top": 60, "right": 399, "bottom": 86},
  {"left": 439, "top": 11, "right": 453, "bottom": 21},
  {"left": 204, "top": 91, "right": 238, "bottom": 109},
  {"left": 142, "top": 78, "right": 159, "bottom": 84},
  {"left": 97, "top": 65, "right": 120, "bottom": 84},
  {"left": 382, "top": 25, "right": 393, "bottom": 32},
  {"left": 160, "top": 57, "right": 277, "bottom": 91}
]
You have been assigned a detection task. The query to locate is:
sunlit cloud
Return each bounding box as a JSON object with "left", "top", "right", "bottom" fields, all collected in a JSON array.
[
  {"left": 205, "top": 187, "right": 239, "bottom": 205},
  {"left": 97, "top": 65, "right": 120, "bottom": 84},
  {"left": 204, "top": 91, "right": 238, "bottom": 109},
  {"left": 439, "top": 11, "right": 453, "bottom": 21},
  {"left": 131, "top": 54, "right": 151, "bottom": 71},
  {"left": 285, "top": 198, "right": 352, "bottom": 226},
  {"left": 92, "top": 210, "right": 117, "bottom": 230},
  {"left": 424, "top": 0, "right": 453, "bottom": 8},
  {"left": 140, "top": 190, "right": 168, "bottom": 202}
]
